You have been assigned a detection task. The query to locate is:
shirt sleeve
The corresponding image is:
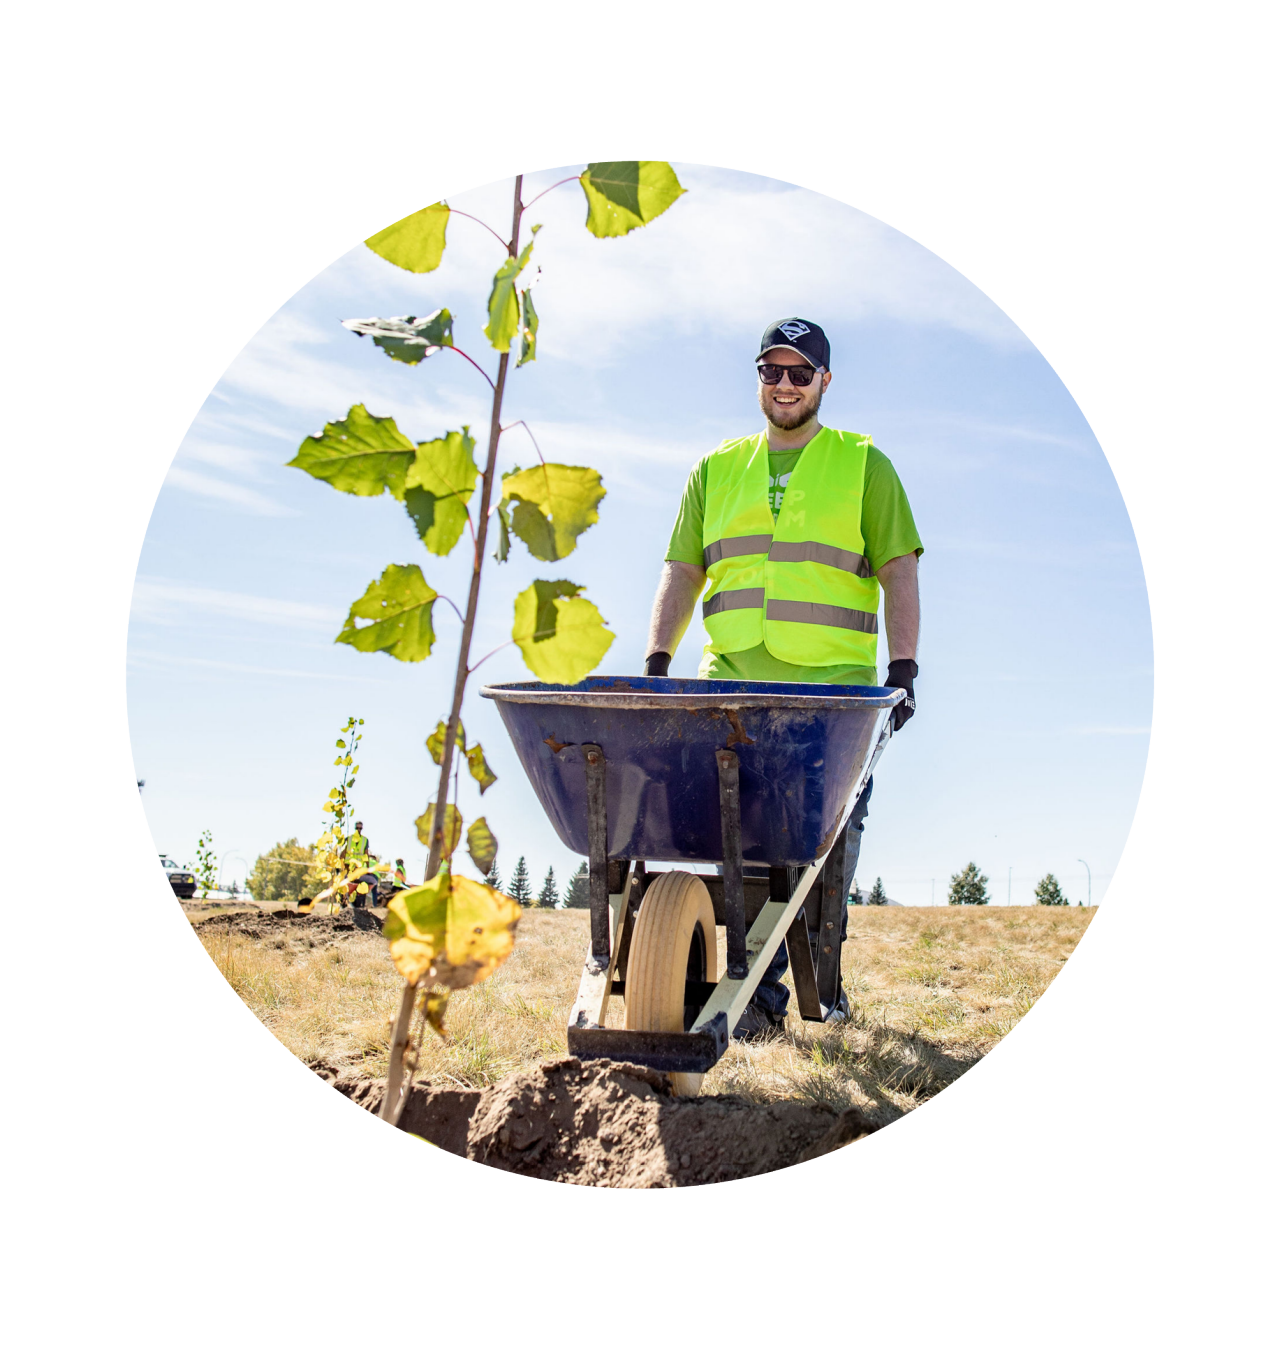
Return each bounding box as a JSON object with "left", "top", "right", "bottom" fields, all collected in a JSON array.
[
  {"left": 861, "top": 446, "right": 923, "bottom": 573},
  {"left": 664, "top": 456, "right": 709, "bottom": 566}
]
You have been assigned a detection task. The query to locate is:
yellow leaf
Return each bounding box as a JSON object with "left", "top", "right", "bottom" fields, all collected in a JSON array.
[
  {"left": 424, "top": 990, "right": 450, "bottom": 1037},
  {"left": 464, "top": 742, "right": 497, "bottom": 793},
  {"left": 501, "top": 463, "right": 606, "bottom": 561},
  {"left": 466, "top": 816, "right": 498, "bottom": 874},
  {"left": 365, "top": 202, "right": 449, "bottom": 273},
  {"left": 426, "top": 720, "right": 466, "bottom": 766},
  {"left": 415, "top": 802, "right": 461, "bottom": 856},
  {"left": 384, "top": 869, "right": 521, "bottom": 988}
]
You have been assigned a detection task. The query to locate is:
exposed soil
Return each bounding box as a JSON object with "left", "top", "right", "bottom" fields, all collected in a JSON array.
[
  {"left": 193, "top": 906, "right": 384, "bottom": 938},
  {"left": 313, "top": 1056, "right": 877, "bottom": 1187}
]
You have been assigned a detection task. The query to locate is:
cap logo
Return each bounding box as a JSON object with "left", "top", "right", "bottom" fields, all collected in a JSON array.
[{"left": 778, "top": 320, "right": 811, "bottom": 342}]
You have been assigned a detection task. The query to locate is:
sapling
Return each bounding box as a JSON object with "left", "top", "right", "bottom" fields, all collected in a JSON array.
[
  {"left": 287, "top": 164, "right": 687, "bottom": 1121},
  {"left": 195, "top": 829, "right": 217, "bottom": 900}
]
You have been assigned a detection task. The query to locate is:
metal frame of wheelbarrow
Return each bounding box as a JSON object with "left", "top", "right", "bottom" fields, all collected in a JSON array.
[{"left": 565, "top": 712, "right": 896, "bottom": 1074}]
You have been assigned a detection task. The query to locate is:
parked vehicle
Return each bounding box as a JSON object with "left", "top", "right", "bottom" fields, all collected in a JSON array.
[{"left": 160, "top": 855, "right": 196, "bottom": 899}]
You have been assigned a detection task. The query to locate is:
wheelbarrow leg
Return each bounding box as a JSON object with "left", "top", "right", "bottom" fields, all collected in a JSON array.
[
  {"left": 786, "top": 904, "right": 825, "bottom": 1022},
  {"left": 689, "top": 852, "right": 832, "bottom": 1038},
  {"left": 567, "top": 744, "right": 638, "bottom": 1030},
  {"left": 814, "top": 816, "right": 849, "bottom": 1018},
  {"left": 716, "top": 748, "right": 748, "bottom": 979}
]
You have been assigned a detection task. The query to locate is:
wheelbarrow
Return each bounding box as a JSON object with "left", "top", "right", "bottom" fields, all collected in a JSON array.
[{"left": 480, "top": 676, "right": 903, "bottom": 1093}]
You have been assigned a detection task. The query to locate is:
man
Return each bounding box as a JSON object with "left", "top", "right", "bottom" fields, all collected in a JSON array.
[
  {"left": 344, "top": 819, "right": 378, "bottom": 909},
  {"left": 643, "top": 317, "right": 922, "bottom": 1035}
]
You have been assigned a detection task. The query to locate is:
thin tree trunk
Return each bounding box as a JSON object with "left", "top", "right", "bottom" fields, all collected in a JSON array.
[
  {"left": 423, "top": 172, "right": 522, "bottom": 882},
  {"left": 379, "top": 981, "right": 418, "bottom": 1122},
  {"left": 379, "top": 175, "right": 524, "bottom": 1124}
]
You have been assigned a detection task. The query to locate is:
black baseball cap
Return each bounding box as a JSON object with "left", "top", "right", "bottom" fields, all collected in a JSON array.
[{"left": 756, "top": 317, "right": 830, "bottom": 370}]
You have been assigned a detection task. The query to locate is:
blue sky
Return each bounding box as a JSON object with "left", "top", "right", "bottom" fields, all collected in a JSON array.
[{"left": 128, "top": 163, "right": 1151, "bottom": 906}]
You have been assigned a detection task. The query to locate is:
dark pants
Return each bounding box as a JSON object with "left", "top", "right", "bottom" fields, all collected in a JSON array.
[
  {"left": 349, "top": 872, "right": 378, "bottom": 907},
  {"left": 753, "top": 777, "right": 873, "bottom": 1020}
]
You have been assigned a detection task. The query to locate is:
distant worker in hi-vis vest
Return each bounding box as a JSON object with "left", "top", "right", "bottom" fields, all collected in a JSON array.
[
  {"left": 644, "top": 318, "right": 922, "bottom": 1037},
  {"left": 344, "top": 820, "right": 378, "bottom": 909}
]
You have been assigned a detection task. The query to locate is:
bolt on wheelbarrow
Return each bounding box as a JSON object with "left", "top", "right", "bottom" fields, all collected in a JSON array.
[{"left": 481, "top": 676, "right": 903, "bottom": 1093}]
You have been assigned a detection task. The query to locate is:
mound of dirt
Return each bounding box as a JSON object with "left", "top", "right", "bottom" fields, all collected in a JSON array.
[
  {"left": 311, "top": 1063, "right": 481, "bottom": 1156},
  {"left": 193, "top": 906, "right": 384, "bottom": 938},
  {"left": 314, "top": 1057, "right": 876, "bottom": 1187}
]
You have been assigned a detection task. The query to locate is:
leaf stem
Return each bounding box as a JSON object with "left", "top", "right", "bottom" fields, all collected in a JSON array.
[
  {"left": 444, "top": 206, "right": 511, "bottom": 252},
  {"left": 447, "top": 345, "right": 496, "bottom": 391},
  {"left": 467, "top": 639, "right": 515, "bottom": 675},
  {"left": 501, "top": 418, "right": 548, "bottom": 468},
  {"left": 521, "top": 175, "right": 582, "bottom": 212}
]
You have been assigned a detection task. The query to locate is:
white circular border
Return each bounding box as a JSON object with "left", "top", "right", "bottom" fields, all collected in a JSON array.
[{"left": 6, "top": 6, "right": 1272, "bottom": 1349}]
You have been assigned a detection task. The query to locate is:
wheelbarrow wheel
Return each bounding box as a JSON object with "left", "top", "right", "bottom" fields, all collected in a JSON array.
[{"left": 625, "top": 871, "right": 718, "bottom": 1097}]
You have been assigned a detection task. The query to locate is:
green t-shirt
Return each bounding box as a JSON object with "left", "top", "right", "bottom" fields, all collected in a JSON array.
[{"left": 664, "top": 432, "right": 923, "bottom": 686}]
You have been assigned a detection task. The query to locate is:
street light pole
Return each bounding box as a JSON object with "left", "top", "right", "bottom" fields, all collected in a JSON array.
[
  {"left": 1077, "top": 858, "right": 1092, "bottom": 908},
  {"left": 218, "top": 849, "right": 241, "bottom": 894}
]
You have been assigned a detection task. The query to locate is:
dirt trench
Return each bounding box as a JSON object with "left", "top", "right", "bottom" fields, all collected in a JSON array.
[
  {"left": 314, "top": 1056, "right": 877, "bottom": 1187},
  {"left": 192, "top": 906, "right": 384, "bottom": 938}
]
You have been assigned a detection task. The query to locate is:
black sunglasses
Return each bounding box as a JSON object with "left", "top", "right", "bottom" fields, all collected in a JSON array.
[{"left": 757, "top": 362, "right": 819, "bottom": 386}]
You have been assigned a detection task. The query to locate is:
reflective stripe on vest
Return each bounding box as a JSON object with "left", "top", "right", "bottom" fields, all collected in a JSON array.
[
  {"left": 700, "top": 428, "right": 880, "bottom": 666},
  {"left": 702, "top": 536, "right": 873, "bottom": 578}
]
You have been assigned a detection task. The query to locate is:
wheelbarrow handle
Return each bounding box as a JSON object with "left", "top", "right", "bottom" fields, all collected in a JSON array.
[{"left": 847, "top": 706, "right": 894, "bottom": 812}]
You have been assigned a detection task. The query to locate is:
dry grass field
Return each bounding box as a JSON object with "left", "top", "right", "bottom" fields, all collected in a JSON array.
[{"left": 191, "top": 899, "right": 1095, "bottom": 1127}]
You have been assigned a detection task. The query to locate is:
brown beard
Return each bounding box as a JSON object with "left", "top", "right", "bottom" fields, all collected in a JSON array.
[{"left": 759, "top": 381, "right": 824, "bottom": 430}]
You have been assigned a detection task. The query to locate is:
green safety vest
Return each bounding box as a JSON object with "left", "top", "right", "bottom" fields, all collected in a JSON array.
[
  {"left": 348, "top": 833, "right": 369, "bottom": 863},
  {"left": 701, "top": 428, "right": 880, "bottom": 667}
]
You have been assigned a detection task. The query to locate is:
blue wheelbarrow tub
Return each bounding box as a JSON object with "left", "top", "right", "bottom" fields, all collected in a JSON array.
[{"left": 480, "top": 676, "right": 900, "bottom": 867}]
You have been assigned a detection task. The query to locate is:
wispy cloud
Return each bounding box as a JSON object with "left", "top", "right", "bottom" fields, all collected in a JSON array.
[
  {"left": 1072, "top": 725, "right": 1152, "bottom": 735},
  {"left": 127, "top": 648, "right": 388, "bottom": 683},
  {"left": 163, "top": 466, "right": 299, "bottom": 517},
  {"left": 131, "top": 575, "right": 340, "bottom": 628}
]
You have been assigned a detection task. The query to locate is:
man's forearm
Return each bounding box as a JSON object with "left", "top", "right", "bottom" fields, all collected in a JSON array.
[
  {"left": 646, "top": 560, "right": 706, "bottom": 658},
  {"left": 878, "top": 552, "right": 920, "bottom": 661}
]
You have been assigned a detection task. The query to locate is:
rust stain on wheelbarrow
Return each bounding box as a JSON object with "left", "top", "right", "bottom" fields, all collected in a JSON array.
[{"left": 723, "top": 708, "right": 756, "bottom": 747}]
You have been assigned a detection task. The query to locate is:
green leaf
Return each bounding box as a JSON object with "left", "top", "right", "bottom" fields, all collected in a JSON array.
[
  {"left": 465, "top": 743, "right": 497, "bottom": 793},
  {"left": 336, "top": 564, "right": 437, "bottom": 662},
  {"left": 426, "top": 720, "right": 466, "bottom": 766},
  {"left": 501, "top": 464, "right": 606, "bottom": 561},
  {"left": 517, "top": 288, "right": 538, "bottom": 367},
  {"left": 483, "top": 230, "right": 538, "bottom": 352},
  {"left": 384, "top": 868, "right": 521, "bottom": 988},
  {"left": 287, "top": 404, "right": 416, "bottom": 499},
  {"left": 365, "top": 202, "right": 450, "bottom": 273},
  {"left": 404, "top": 428, "right": 479, "bottom": 556},
  {"left": 493, "top": 500, "right": 512, "bottom": 563},
  {"left": 336, "top": 739, "right": 346, "bottom": 749},
  {"left": 512, "top": 580, "right": 615, "bottom": 684},
  {"left": 466, "top": 817, "right": 498, "bottom": 875},
  {"left": 415, "top": 802, "right": 462, "bottom": 856},
  {"left": 580, "top": 162, "right": 686, "bottom": 238},
  {"left": 342, "top": 310, "right": 453, "bottom": 365}
]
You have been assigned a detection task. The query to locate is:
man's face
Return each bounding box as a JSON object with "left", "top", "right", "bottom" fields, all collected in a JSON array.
[
  {"left": 757, "top": 345, "right": 833, "bottom": 430},
  {"left": 355, "top": 822, "right": 362, "bottom": 831}
]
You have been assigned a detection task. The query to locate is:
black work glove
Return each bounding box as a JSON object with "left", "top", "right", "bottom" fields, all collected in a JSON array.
[
  {"left": 643, "top": 651, "right": 671, "bottom": 677},
  {"left": 885, "top": 658, "right": 918, "bottom": 731}
]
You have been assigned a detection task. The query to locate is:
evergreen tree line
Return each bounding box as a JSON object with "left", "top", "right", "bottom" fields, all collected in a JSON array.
[
  {"left": 488, "top": 855, "right": 590, "bottom": 909},
  {"left": 843, "top": 865, "right": 1087, "bottom": 907},
  {"left": 944, "top": 863, "right": 1085, "bottom": 907}
]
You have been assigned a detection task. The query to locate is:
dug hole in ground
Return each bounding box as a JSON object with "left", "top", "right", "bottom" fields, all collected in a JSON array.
[{"left": 192, "top": 899, "right": 1094, "bottom": 1187}]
